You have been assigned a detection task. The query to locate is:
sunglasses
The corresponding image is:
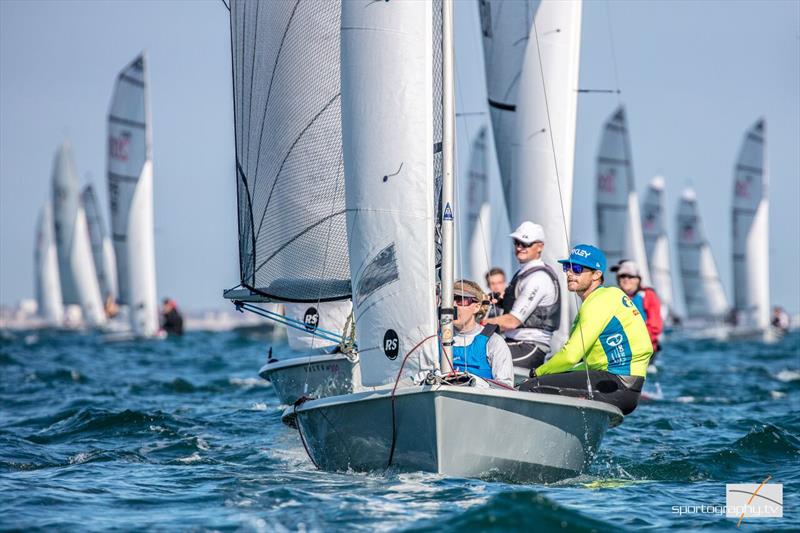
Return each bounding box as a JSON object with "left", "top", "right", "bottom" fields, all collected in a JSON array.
[
  {"left": 514, "top": 240, "right": 540, "bottom": 249},
  {"left": 562, "top": 263, "right": 595, "bottom": 275},
  {"left": 617, "top": 274, "right": 638, "bottom": 280},
  {"left": 454, "top": 295, "right": 478, "bottom": 306}
]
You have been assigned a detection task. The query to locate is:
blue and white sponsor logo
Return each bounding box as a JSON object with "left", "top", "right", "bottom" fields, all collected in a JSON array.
[
  {"left": 622, "top": 296, "right": 633, "bottom": 308},
  {"left": 606, "top": 333, "right": 624, "bottom": 347}
]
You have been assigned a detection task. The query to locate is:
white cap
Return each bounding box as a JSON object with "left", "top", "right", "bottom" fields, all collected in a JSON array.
[
  {"left": 610, "top": 260, "right": 641, "bottom": 277},
  {"left": 510, "top": 221, "right": 545, "bottom": 244}
]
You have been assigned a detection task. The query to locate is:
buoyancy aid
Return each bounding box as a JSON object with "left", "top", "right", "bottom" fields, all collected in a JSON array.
[
  {"left": 452, "top": 325, "right": 497, "bottom": 379},
  {"left": 501, "top": 264, "right": 561, "bottom": 332}
]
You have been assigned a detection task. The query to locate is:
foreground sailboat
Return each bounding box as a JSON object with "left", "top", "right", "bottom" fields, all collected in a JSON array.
[
  {"left": 641, "top": 176, "right": 675, "bottom": 322},
  {"left": 283, "top": 0, "right": 622, "bottom": 483},
  {"left": 730, "top": 120, "right": 772, "bottom": 341},
  {"left": 223, "top": 0, "right": 359, "bottom": 405},
  {"left": 51, "top": 141, "right": 106, "bottom": 327},
  {"left": 107, "top": 53, "right": 159, "bottom": 338},
  {"left": 676, "top": 187, "right": 729, "bottom": 337},
  {"left": 34, "top": 201, "right": 64, "bottom": 327},
  {"left": 596, "top": 107, "right": 651, "bottom": 285}
]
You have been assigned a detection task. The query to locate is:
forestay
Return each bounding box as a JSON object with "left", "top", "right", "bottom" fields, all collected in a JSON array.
[
  {"left": 732, "top": 119, "right": 769, "bottom": 330},
  {"left": 596, "top": 106, "right": 651, "bottom": 285},
  {"left": 81, "top": 184, "right": 118, "bottom": 305},
  {"left": 229, "top": 0, "right": 350, "bottom": 303},
  {"left": 107, "top": 53, "right": 158, "bottom": 336},
  {"left": 341, "top": 0, "right": 439, "bottom": 386},
  {"left": 51, "top": 142, "right": 106, "bottom": 326},
  {"left": 642, "top": 176, "right": 674, "bottom": 316},
  {"left": 464, "top": 127, "right": 490, "bottom": 283},
  {"left": 676, "top": 188, "right": 728, "bottom": 321},
  {"left": 35, "top": 201, "right": 64, "bottom": 326}
]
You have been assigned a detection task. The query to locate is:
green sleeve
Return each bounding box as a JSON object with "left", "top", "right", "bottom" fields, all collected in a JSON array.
[{"left": 535, "top": 293, "right": 609, "bottom": 375}]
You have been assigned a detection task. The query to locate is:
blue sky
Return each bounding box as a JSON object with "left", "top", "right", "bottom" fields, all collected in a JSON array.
[{"left": 1, "top": 0, "right": 798, "bottom": 314}]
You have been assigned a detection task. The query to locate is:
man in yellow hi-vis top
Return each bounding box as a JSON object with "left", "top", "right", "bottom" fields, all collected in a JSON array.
[{"left": 519, "top": 244, "right": 653, "bottom": 415}]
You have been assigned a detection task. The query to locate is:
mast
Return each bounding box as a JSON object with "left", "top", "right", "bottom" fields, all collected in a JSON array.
[{"left": 440, "top": 0, "right": 455, "bottom": 370}]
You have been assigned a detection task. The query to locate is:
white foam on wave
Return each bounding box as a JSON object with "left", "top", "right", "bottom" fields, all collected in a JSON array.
[
  {"left": 175, "top": 452, "right": 203, "bottom": 464},
  {"left": 68, "top": 452, "right": 92, "bottom": 465},
  {"left": 770, "top": 390, "right": 786, "bottom": 399},
  {"left": 229, "top": 377, "right": 270, "bottom": 389},
  {"left": 775, "top": 369, "right": 800, "bottom": 382},
  {"left": 249, "top": 402, "right": 268, "bottom": 411}
]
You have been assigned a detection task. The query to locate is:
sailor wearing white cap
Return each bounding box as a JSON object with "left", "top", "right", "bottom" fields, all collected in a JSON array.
[{"left": 484, "top": 221, "right": 561, "bottom": 371}]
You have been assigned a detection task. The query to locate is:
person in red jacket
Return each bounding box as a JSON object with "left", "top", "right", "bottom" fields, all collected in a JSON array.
[{"left": 611, "top": 260, "right": 663, "bottom": 360}]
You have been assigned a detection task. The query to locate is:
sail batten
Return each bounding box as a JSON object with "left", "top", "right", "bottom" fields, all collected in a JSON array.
[{"left": 229, "top": 0, "right": 351, "bottom": 303}]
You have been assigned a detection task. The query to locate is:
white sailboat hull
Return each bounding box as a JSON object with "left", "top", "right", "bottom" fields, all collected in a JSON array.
[
  {"left": 292, "top": 385, "right": 622, "bottom": 483},
  {"left": 259, "top": 352, "right": 360, "bottom": 406}
]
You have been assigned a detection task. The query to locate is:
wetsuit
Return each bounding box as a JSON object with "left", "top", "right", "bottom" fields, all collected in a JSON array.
[
  {"left": 519, "top": 286, "right": 653, "bottom": 415},
  {"left": 162, "top": 309, "right": 184, "bottom": 336}
]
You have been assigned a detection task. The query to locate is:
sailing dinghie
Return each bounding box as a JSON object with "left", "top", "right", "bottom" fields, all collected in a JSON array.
[
  {"left": 596, "top": 106, "right": 651, "bottom": 285},
  {"left": 81, "top": 184, "right": 118, "bottom": 310},
  {"left": 641, "top": 176, "right": 675, "bottom": 322},
  {"left": 34, "top": 201, "right": 64, "bottom": 327},
  {"left": 480, "top": 0, "right": 582, "bottom": 352},
  {"left": 284, "top": 0, "right": 622, "bottom": 483},
  {"left": 676, "top": 187, "right": 729, "bottom": 338},
  {"left": 107, "top": 53, "right": 159, "bottom": 338},
  {"left": 223, "top": 0, "right": 359, "bottom": 405},
  {"left": 730, "top": 120, "right": 773, "bottom": 341},
  {"left": 51, "top": 141, "right": 107, "bottom": 327}
]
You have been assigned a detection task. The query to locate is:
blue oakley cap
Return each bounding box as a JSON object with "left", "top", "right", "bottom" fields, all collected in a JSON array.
[{"left": 558, "top": 244, "right": 607, "bottom": 273}]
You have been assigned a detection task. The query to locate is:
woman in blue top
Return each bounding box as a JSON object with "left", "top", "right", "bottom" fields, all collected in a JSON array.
[{"left": 451, "top": 280, "right": 514, "bottom": 387}]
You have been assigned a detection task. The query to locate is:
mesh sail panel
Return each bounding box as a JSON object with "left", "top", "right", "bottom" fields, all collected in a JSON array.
[{"left": 230, "top": 0, "right": 350, "bottom": 302}]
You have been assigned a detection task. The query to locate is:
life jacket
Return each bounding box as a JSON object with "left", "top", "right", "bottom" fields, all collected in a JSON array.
[
  {"left": 452, "top": 325, "right": 497, "bottom": 379},
  {"left": 501, "top": 264, "right": 561, "bottom": 332}
]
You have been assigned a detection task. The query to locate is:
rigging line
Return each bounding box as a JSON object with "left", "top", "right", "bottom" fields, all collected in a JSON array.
[
  {"left": 531, "top": 18, "right": 593, "bottom": 398},
  {"left": 220, "top": 0, "right": 230, "bottom": 11}
]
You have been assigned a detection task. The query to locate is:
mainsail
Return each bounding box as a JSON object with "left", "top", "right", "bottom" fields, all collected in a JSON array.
[
  {"left": 480, "top": 0, "right": 582, "bottom": 345},
  {"left": 107, "top": 53, "right": 158, "bottom": 336},
  {"left": 596, "top": 106, "right": 651, "bottom": 284},
  {"left": 464, "top": 126, "right": 491, "bottom": 283},
  {"left": 34, "top": 201, "right": 64, "bottom": 326},
  {"left": 81, "top": 184, "right": 118, "bottom": 305},
  {"left": 341, "top": 0, "right": 440, "bottom": 386},
  {"left": 51, "top": 142, "right": 106, "bottom": 326},
  {"left": 732, "top": 119, "right": 769, "bottom": 330},
  {"left": 228, "top": 0, "right": 350, "bottom": 304},
  {"left": 642, "top": 175, "right": 674, "bottom": 317},
  {"left": 676, "top": 188, "right": 728, "bottom": 321}
]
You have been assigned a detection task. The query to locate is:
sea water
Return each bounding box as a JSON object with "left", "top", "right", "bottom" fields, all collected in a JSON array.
[{"left": 1, "top": 329, "right": 797, "bottom": 531}]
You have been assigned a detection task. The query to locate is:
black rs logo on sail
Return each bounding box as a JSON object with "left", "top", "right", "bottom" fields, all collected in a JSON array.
[
  {"left": 383, "top": 329, "right": 399, "bottom": 360},
  {"left": 303, "top": 307, "right": 319, "bottom": 332}
]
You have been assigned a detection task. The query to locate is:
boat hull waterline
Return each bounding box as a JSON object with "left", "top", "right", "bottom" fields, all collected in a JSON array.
[
  {"left": 291, "top": 385, "right": 623, "bottom": 483},
  {"left": 260, "top": 352, "right": 360, "bottom": 406}
]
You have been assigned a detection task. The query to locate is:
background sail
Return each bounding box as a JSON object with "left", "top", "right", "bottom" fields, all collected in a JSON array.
[
  {"left": 107, "top": 53, "right": 158, "bottom": 336},
  {"left": 229, "top": 0, "right": 350, "bottom": 303},
  {"left": 35, "top": 201, "right": 64, "bottom": 325},
  {"left": 732, "top": 119, "right": 769, "bottom": 330},
  {"left": 642, "top": 175, "right": 674, "bottom": 317},
  {"left": 341, "top": 0, "right": 439, "bottom": 386},
  {"left": 284, "top": 301, "right": 351, "bottom": 351},
  {"left": 595, "top": 106, "right": 651, "bottom": 285},
  {"left": 52, "top": 142, "right": 106, "bottom": 326},
  {"left": 479, "top": 0, "right": 537, "bottom": 219},
  {"left": 463, "top": 127, "right": 491, "bottom": 283},
  {"left": 81, "top": 184, "right": 118, "bottom": 304},
  {"left": 676, "top": 188, "right": 728, "bottom": 320}
]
